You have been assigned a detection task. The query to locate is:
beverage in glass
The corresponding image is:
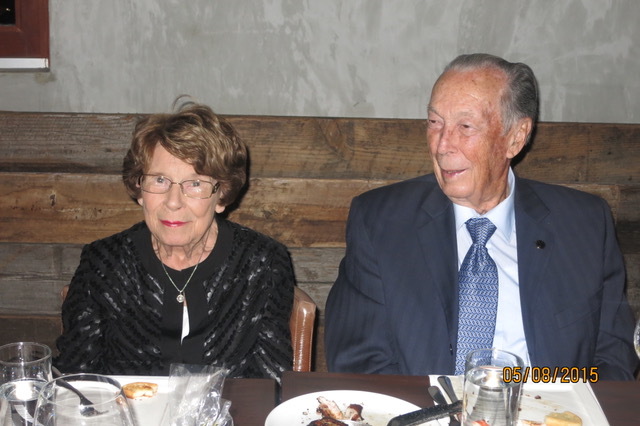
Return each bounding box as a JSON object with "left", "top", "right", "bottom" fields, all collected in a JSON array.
[
  {"left": 633, "top": 318, "right": 640, "bottom": 359},
  {"left": 0, "top": 342, "right": 52, "bottom": 426},
  {"left": 462, "top": 348, "right": 524, "bottom": 426}
]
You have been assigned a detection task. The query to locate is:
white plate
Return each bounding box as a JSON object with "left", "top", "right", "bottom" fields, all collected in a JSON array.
[
  {"left": 518, "top": 381, "right": 609, "bottom": 426},
  {"left": 430, "top": 375, "right": 609, "bottom": 426},
  {"left": 111, "top": 375, "right": 170, "bottom": 426},
  {"left": 265, "top": 389, "right": 440, "bottom": 426}
]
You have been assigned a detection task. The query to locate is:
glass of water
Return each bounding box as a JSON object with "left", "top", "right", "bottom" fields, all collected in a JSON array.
[
  {"left": 462, "top": 348, "right": 524, "bottom": 426},
  {"left": 634, "top": 318, "right": 640, "bottom": 359},
  {"left": 33, "top": 374, "right": 136, "bottom": 426},
  {"left": 0, "top": 342, "right": 52, "bottom": 426}
]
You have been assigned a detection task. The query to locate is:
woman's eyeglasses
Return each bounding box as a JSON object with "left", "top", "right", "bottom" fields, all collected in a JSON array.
[{"left": 139, "top": 174, "right": 220, "bottom": 199}]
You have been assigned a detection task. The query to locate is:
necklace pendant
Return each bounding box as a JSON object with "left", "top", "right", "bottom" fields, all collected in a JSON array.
[{"left": 176, "top": 293, "right": 185, "bottom": 303}]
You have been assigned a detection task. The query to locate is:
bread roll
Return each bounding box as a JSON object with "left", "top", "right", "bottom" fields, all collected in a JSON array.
[{"left": 122, "top": 382, "right": 158, "bottom": 400}]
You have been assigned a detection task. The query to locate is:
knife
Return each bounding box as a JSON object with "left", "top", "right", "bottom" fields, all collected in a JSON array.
[
  {"left": 437, "top": 375, "right": 460, "bottom": 405},
  {"left": 428, "top": 386, "right": 448, "bottom": 405},
  {"left": 385, "top": 400, "right": 462, "bottom": 426},
  {"left": 428, "top": 385, "right": 461, "bottom": 426}
]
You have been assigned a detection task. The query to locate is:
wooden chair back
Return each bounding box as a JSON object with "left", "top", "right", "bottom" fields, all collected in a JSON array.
[{"left": 290, "top": 286, "right": 317, "bottom": 372}]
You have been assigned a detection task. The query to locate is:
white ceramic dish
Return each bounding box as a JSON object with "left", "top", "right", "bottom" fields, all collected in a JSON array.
[
  {"left": 430, "top": 375, "right": 609, "bottom": 426},
  {"left": 111, "top": 375, "right": 170, "bottom": 426},
  {"left": 264, "top": 389, "right": 445, "bottom": 426},
  {"left": 518, "top": 381, "right": 609, "bottom": 426}
]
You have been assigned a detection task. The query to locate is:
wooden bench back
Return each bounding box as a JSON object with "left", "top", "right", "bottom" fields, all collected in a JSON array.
[{"left": 1, "top": 112, "right": 639, "bottom": 371}]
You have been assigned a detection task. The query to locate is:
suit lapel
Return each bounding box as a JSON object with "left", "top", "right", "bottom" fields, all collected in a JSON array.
[
  {"left": 416, "top": 188, "right": 458, "bottom": 344},
  {"left": 514, "top": 178, "right": 554, "bottom": 365}
]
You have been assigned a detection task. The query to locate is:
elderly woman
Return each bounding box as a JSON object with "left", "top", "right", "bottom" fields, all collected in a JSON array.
[{"left": 55, "top": 100, "right": 294, "bottom": 380}]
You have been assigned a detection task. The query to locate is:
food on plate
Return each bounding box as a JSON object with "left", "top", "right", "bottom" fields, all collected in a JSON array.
[
  {"left": 544, "top": 410, "right": 582, "bottom": 426},
  {"left": 307, "top": 419, "right": 348, "bottom": 426},
  {"left": 317, "top": 396, "right": 345, "bottom": 419},
  {"left": 519, "top": 420, "right": 543, "bottom": 425},
  {"left": 344, "top": 404, "right": 364, "bottom": 420},
  {"left": 309, "top": 396, "right": 368, "bottom": 425},
  {"left": 316, "top": 396, "right": 364, "bottom": 420},
  {"left": 122, "top": 381, "right": 159, "bottom": 399}
]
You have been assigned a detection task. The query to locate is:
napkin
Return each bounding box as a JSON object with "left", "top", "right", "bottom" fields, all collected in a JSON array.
[{"left": 165, "top": 364, "right": 232, "bottom": 426}]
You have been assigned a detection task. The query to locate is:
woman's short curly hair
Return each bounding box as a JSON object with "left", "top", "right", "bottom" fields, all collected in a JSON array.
[{"left": 122, "top": 98, "right": 247, "bottom": 207}]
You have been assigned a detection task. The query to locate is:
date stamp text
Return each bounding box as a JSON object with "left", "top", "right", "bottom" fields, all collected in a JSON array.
[{"left": 502, "top": 366, "right": 599, "bottom": 383}]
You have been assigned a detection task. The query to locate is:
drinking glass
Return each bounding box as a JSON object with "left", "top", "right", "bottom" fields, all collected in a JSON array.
[
  {"left": 462, "top": 348, "right": 524, "bottom": 426},
  {"left": 33, "top": 374, "right": 136, "bottom": 425},
  {"left": 0, "top": 342, "right": 52, "bottom": 426},
  {"left": 633, "top": 318, "right": 640, "bottom": 359}
]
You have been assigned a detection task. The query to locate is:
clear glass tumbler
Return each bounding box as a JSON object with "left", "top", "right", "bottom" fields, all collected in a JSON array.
[
  {"left": 34, "top": 374, "right": 136, "bottom": 426},
  {"left": 462, "top": 348, "right": 524, "bottom": 426},
  {"left": 0, "top": 342, "right": 52, "bottom": 426}
]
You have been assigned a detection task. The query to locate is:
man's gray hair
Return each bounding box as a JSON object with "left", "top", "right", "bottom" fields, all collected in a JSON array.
[{"left": 442, "top": 53, "right": 539, "bottom": 140}]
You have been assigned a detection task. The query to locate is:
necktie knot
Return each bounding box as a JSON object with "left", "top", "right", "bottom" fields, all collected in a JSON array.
[{"left": 466, "top": 217, "right": 496, "bottom": 247}]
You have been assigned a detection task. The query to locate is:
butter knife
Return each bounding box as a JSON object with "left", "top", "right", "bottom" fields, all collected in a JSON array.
[
  {"left": 429, "top": 386, "right": 461, "bottom": 426},
  {"left": 437, "top": 375, "right": 460, "bottom": 405},
  {"left": 385, "top": 400, "right": 462, "bottom": 426},
  {"left": 428, "top": 386, "right": 448, "bottom": 405}
]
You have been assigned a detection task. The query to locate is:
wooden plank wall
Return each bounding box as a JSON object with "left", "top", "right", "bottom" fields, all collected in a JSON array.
[{"left": 1, "top": 112, "right": 639, "bottom": 373}]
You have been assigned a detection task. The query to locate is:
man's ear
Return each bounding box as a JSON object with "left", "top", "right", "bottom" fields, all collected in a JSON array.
[
  {"left": 507, "top": 118, "right": 533, "bottom": 159},
  {"left": 137, "top": 197, "right": 144, "bottom": 206}
]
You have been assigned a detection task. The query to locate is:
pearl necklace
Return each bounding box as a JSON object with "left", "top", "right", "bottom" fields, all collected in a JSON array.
[{"left": 159, "top": 249, "right": 204, "bottom": 304}]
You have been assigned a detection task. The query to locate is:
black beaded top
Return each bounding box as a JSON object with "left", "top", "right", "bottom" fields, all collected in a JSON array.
[{"left": 55, "top": 218, "right": 294, "bottom": 381}]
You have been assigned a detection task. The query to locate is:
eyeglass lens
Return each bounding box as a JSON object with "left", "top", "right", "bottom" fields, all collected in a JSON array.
[{"left": 140, "top": 175, "right": 217, "bottom": 198}]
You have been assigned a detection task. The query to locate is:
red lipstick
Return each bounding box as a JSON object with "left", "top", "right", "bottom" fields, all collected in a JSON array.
[{"left": 161, "top": 220, "right": 186, "bottom": 227}]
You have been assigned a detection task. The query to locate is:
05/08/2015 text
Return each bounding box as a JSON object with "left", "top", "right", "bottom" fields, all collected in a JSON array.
[{"left": 502, "top": 366, "right": 599, "bottom": 383}]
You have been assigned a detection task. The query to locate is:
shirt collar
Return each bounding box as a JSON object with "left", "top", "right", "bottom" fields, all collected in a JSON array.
[{"left": 453, "top": 168, "right": 516, "bottom": 240}]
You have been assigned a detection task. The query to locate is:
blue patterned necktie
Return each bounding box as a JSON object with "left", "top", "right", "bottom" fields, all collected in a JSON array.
[{"left": 455, "top": 217, "right": 498, "bottom": 375}]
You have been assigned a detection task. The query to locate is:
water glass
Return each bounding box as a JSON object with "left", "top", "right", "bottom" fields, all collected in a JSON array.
[
  {"left": 633, "top": 318, "right": 640, "bottom": 359},
  {"left": 34, "top": 374, "right": 136, "bottom": 425},
  {"left": 0, "top": 342, "right": 52, "bottom": 426},
  {"left": 462, "top": 348, "right": 524, "bottom": 426}
]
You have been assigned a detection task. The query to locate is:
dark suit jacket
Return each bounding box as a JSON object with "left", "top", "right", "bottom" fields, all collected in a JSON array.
[{"left": 325, "top": 173, "right": 637, "bottom": 380}]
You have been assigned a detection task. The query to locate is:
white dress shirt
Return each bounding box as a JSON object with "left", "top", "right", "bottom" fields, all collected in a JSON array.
[{"left": 453, "top": 168, "right": 531, "bottom": 365}]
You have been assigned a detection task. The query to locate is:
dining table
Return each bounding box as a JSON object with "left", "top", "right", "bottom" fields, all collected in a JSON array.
[
  {"left": 222, "top": 377, "right": 278, "bottom": 426},
  {"left": 223, "top": 371, "right": 640, "bottom": 426}
]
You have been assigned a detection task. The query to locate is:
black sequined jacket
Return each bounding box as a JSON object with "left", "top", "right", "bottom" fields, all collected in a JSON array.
[{"left": 55, "top": 219, "right": 294, "bottom": 381}]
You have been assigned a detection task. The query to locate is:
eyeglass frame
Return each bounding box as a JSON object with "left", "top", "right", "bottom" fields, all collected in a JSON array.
[{"left": 138, "top": 174, "right": 221, "bottom": 199}]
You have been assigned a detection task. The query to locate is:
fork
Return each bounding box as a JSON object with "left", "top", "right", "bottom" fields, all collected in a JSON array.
[{"left": 51, "top": 367, "right": 106, "bottom": 417}]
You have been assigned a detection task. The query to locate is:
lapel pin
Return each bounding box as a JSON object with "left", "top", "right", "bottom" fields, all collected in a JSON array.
[{"left": 535, "top": 240, "right": 546, "bottom": 249}]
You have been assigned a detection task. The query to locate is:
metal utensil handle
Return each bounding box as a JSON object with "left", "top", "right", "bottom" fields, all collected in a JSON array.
[
  {"left": 438, "top": 375, "right": 460, "bottom": 403},
  {"left": 428, "top": 386, "right": 448, "bottom": 405},
  {"left": 386, "top": 400, "right": 462, "bottom": 426},
  {"left": 51, "top": 366, "right": 96, "bottom": 406}
]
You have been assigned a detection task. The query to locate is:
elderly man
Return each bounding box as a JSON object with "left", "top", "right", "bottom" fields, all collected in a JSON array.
[{"left": 324, "top": 53, "right": 637, "bottom": 380}]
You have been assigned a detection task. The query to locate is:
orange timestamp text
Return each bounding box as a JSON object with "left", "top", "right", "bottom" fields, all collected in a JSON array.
[{"left": 502, "top": 366, "right": 599, "bottom": 383}]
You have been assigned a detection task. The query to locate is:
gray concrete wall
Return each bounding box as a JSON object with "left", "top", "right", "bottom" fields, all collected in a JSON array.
[{"left": 0, "top": 0, "right": 638, "bottom": 123}]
